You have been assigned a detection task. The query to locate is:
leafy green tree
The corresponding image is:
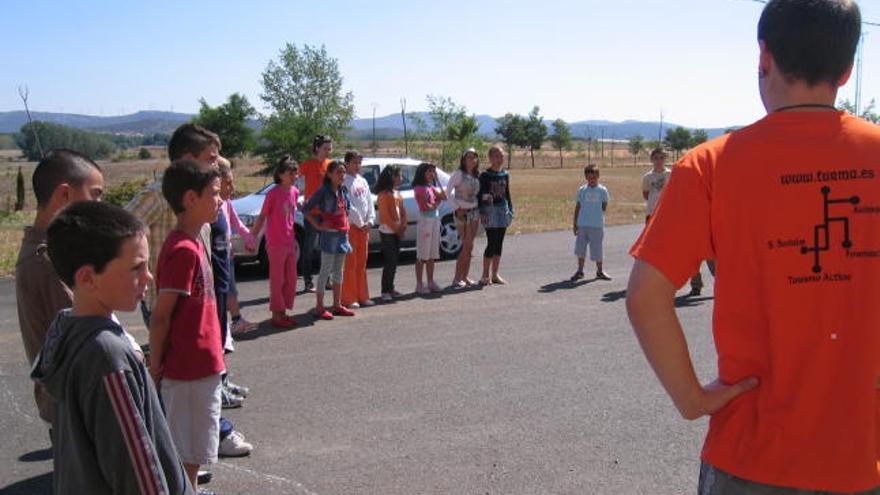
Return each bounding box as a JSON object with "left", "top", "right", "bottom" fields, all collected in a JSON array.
[
  {"left": 138, "top": 147, "right": 151, "bottom": 160},
  {"left": 15, "top": 121, "right": 115, "bottom": 161},
  {"left": 424, "top": 95, "right": 482, "bottom": 167},
  {"left": 664, "top": 126, "right": 692, "bottom": 159},
  {"left": 193, "top": 93, "right": 257, "bottom": 157},
  {"left": 838, "top": 98, "right": 880, "bottom": 124},
  {"left": 690, "top": 129, "right": 709, "bottom": 148},
  {"left": 628, "top": 134, "right": 644, "bottom": 165},
  {"left": 260, "top": 43, "right": 355, "bottom": 162},
  {"left": 524, "top": 106, "right": 547, "bottom": 168},
  {"left": 549, "top": 119, "right": 572, "bottom": 168},
  {"left": 494, "top": 113, "right": 527, "bottom": 168}
]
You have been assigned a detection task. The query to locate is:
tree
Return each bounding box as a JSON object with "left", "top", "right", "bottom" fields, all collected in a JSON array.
[
  {"left": 664, "top": 126, "right": 692, "bottom": 158},
  {"left": 838, "top": 97, "right": 880, "bottom": 124},
  {"left": 494, "top": 113, "right": 527, "bottom": 168},
  {"left": 690, "top": 129, "right": 709, "bottom": 148},
  {"left": 193, "top": 93, "right": 257, "bottom": 157},
  {"left": 424, "top": 95, "right": 482, "bottom": 167},
  {"left": 524, "top": 106, "right": 548, "bottom": 168},
  {"left": 138, "top": 147, "right": 151, "bottom": 160},
  {"left": 15, "top": 121, "right": 115, "bottom": 161},
  {"left": 260, "top": 43, "right": 355, "bottom": 162},
  {"left": 549, "top": 119, "right": 572, "bottom": 168},
  {"left": 628, "top": 134, "right": 644, "bottom": 165},
  {"left": 15, "top": 166, "right": 25, "bottom": 211}
]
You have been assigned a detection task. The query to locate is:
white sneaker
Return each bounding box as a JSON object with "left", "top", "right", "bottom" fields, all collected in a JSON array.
[
  {"left": 348, "top": 302, "right": 361, "bottom": 309},
  {"left": 218, "top": 430, "right": 253, "bottom": 457},
  {"left": 359, "top": 299, "right": 375, "bottom": 307},
  {"left": 416, "top": 283, "right": 430, "bottom": 295}
]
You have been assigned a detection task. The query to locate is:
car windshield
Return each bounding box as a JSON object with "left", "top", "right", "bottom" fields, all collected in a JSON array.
[{"left": 362, "top": 164, "right": 416, "bottom": 191}]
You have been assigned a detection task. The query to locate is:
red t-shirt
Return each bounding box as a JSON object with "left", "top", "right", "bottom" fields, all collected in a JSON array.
[
  {"left": 630, "top": 111, "right": 880, "bottom": 492},
  {"left": 156, "top": 230, "right": 225, "bottom": 380},
  {"left": 300, "top": 158, "right": 329, "bottom": 200}
]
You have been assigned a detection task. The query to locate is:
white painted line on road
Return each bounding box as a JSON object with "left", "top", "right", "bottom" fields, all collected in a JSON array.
[
  {"left": 217, "top": 461, "right": 319, "bottom": 495},
  {"left": 0, "top": 366, "right": 37, "bottom": 424}
]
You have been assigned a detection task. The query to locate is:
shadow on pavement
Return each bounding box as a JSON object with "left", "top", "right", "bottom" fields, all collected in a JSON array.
[
  {"left": 538, "top": 278, "right": 596, "bottom": 293},
  {"left": 674, "top": 294, "right": 714, "bottom": 307},
  {"left": 19, "top": 448, "right": 52, "bottom": 462},
  {"left": 601, "top": 290, "right": 627, "bottom": 302},
  {"left": 1, "top": 472, "right": 52, "bottom": 494}
]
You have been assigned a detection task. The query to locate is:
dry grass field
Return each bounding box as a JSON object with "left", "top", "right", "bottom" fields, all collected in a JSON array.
[{"left": 0, "top": 143, "right": 654, "bottom": 276}]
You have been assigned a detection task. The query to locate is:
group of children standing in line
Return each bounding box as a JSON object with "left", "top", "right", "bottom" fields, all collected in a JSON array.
[{"left": 251, "top": 136, "right": 518, "bottom": 330}]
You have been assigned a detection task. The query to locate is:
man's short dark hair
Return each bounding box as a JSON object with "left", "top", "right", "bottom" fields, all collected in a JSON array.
[
  {"left": 32, "top": 149, "right": 102, "bottom": 207},
  {"left": 758, "top": 0, "right": 861, "bottom": 86},
  {"left": 162, "top": 159, "right": 220, "bottom": 214},
  {"left": 343, "top": 151, "right": 362, "bottom": 164},
  {"left": 584, "top": 164, "right": 599, "bottom": 175},
  {"left": 650, "top": 148, "right": 667, "bottom": 159},
  {"left": 312, "top": 134, "right": 332, "bottom": 153},
  {"left": 167, "top": 123, "right": 221, "bottom": 161},
  {"left": 47, "top": 201, "right": 145, "bottom": 288}
]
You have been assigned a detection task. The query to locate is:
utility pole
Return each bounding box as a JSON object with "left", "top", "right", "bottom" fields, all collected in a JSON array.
[
  {"left": 371, "top": 102, "right": 378, "bottom": 155},
  {"left": 400, "top": 98, "right": 409, "bottom": 156}
]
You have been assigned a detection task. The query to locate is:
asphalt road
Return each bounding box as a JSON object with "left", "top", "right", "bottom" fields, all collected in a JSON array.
[{"left": 0, "top": 225, "right": 718, "bottom": 495}]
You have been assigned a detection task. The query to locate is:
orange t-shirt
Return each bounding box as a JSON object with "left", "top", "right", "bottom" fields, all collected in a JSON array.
[
  {"left": 630, "top": 111, "right": 880, "bottom": 492},
  {"left": 300, "top": 158, "right": 330, "bottom": 200}
]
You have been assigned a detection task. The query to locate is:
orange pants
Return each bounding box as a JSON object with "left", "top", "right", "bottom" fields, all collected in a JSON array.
[{"left": 342, "top": 226, "right": 370, "bottom": 305}]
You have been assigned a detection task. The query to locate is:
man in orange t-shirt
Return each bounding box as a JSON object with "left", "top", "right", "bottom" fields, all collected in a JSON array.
[
  {"left": 627, "top": 1, "right": 880, "bottom": 493},
  {"left": 299, "top": 134, "right": 333, "bottom": 292}
]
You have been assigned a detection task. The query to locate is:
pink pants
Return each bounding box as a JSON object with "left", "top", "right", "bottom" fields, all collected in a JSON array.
[{"left": 268, "top": 243, "right": 298, "bottom": 312}]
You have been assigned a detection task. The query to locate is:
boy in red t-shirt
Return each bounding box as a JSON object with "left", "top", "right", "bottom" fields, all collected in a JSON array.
[
  {"left": 627, "top": 1, "right": 880, "bottom": 493},
  {"left": 149, "top": 159, "right": 225, "bottom": 492}
]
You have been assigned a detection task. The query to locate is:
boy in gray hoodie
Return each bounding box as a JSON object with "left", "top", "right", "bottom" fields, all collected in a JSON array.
[{"left": 32, "top": 201, "right": 193, "bottom": 495}]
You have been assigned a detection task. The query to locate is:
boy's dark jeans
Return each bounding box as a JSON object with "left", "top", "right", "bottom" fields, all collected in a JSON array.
[
  {"left": 302, "top": 221, "right": 319, "bottom": 284},
  {"left": 698, "top": 463, "right": 880, "bottom": 495},
  {"left": 380, "top": 233, "right": 400, "bottom": 293}
]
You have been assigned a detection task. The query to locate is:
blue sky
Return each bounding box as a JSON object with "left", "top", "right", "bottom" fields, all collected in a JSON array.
[{"left": 4, "top": 0, "right": 879, "bottom": 129}]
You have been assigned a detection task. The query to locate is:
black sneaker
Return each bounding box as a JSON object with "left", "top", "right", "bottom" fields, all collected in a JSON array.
[
  {"left": 569, "top": 271, "right": 584, "bottom": 282},
  {"left": 197, "top": 470, "right": 212, "bottom": 485},
  {"left": 304, "top": 280, "right": 316, "bottom": 293},
  {"left": 596, "top": 271, "right": 612, "bottom": 281}
]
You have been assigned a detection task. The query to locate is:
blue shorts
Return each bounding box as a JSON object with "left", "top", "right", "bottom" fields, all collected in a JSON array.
[
  {"left": 698, "top": 463, "right": 880, "bottom": 495},
  {"left": 574, "top": 227, "right": 604, "bottom": 261}
]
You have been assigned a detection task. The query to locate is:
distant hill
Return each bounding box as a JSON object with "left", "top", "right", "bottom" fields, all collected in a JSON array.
[
  {"left": 0, "top": 109, "right": 735, "bottom": 140},
  {"left": 347, "top": 112, "right": 732, "bottom": 140}
]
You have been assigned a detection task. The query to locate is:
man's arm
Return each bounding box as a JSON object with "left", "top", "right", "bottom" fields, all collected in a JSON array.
[
  {"left": 626, "top": 259, "right": 757, "bottom": 419},
  {"left": 572, "top": 203, "right": 580, "bottom": 236},
  {"left": 148, "top": 291, "right": 179, "bottom": 385}
]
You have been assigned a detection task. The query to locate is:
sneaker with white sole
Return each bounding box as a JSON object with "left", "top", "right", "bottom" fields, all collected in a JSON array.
[
  {"left": 347, "top": 302, "right": 360, "bottom": 309},
  {"left": 218, "top": 430, "right": 253, "bottom": 457},
  {"left": 221, "top": 388, "right": 243, "bottom": 409},
  {"left": 416, "top": 283, "right": 429, "bottom": 295},
  {"left": 223, "top": 379, "right": 249, "bottom": 398},
  {"left": 359, "top": 299, "right": 375, "bottom": 307}
]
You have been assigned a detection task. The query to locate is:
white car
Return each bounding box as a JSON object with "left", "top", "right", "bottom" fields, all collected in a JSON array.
[{"left": 231, "top": 157, "right": 463, "bottom": 272}]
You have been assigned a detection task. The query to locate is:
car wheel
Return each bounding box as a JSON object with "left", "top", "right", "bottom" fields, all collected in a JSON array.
[{"left": 439, "top": 215, "right": 462, "bottom": 259}]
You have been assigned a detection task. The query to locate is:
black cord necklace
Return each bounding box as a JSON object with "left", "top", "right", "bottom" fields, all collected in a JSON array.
[{"left": 774, "top": 103, "right": 837, "bottom": 113}]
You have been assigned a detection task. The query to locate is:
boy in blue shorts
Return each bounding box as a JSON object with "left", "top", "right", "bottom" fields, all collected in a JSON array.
[
  {"left": 571, "top": 164, "right": 611, "bottom": 281},
  {"left": 33, "top": 201, "right": 193, "bottom": 494}
]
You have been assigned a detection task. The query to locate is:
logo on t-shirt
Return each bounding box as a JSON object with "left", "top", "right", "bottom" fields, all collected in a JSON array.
[{"left": 801, "top": 186, "right": 859, "bottom": 273}]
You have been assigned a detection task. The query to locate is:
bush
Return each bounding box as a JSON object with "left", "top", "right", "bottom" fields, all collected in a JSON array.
[
  {"left": 138, "top": 147, "right": 152, "bottom": 159},
  {"left": 103, "top": 179, "right": 149, "bottom": 207}
]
